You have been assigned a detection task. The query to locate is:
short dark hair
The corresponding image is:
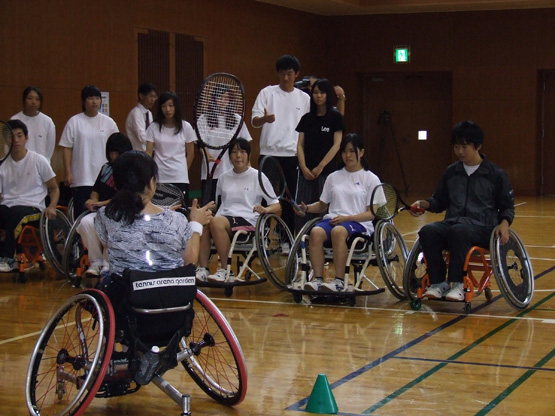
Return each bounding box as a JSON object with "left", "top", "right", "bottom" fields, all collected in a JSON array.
[
  {"left": 138, "top": 83, "right": 158, "bottom": 96},
  {"left": 7, "top": 119, "right": 28, "bottom": 137},
  {"left": 81, "top": 85, "right": 102, "bottom": 112},
  {"left": 276, "top": 55, "right": 300, "bottom": 73},
  {"left": 105, "top": 132, "right": 133, "bottom": 162},
  {"left": 22, "top": 86, "right": 43, "bottom": 111},
  {"left": 228, "top": 138, "right": 251, "bottom": 160},
  {"left": 451, "top": 120, "right": 484, "bottom": 147}
]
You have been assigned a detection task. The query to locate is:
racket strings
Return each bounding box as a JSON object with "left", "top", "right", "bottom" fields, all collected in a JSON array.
[
  {"left": 375, "top": 185, "right": 399, "bottom": 219},
  {"left": 152, "top": 184, "right": 184, "bottom": 208},
  {"left": 195, "top": 75, "right": 245, "bottom": 150},
  {"left": 0, "top": 122, "right": 12, "bottom": 161}
]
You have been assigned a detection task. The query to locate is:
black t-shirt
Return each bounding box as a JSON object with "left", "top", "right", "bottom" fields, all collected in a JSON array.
[
  {"left": 296, "top": 109, "right": 345, "bottom": 175},
  {"left": 92, "top": 162, "right": 117, "bottom": 201}
]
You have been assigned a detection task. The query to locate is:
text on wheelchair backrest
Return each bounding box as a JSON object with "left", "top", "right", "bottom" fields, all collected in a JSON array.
[{"left": 132, "top": 276, "right": 195, "bottom": 291}]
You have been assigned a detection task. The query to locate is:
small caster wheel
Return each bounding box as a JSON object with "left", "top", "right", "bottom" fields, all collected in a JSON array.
[
  {"left": 348, "top": 297, "right": 356, "bottom": 307},
  {"left": 38, "top": 261, "right": 47, "bottom": 271},
  {"left": 224, "top": 286, "right": 233, "bottom": 297},
  {"left": 464, "top": 302, "right": 471, "bottom": 315},
  {"left": 293, "top": 293, "right": 302, "bottom": 303},
  {"left": 484, "top": 287, "right": 492, "bottom": 301},
  {"left": 410, "top": 299, "right": 421, "bottom": 310},
  {"left": 19, "top": 272, "right": 28, "bottom": 283}
]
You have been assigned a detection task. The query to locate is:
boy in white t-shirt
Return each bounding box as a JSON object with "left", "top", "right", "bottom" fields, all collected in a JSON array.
[
  {"left": 196, "top": 138, "right": 280, "bottom": 282},
  {"left": 0, "top": 120, "right": 59, "bottom": 272}
]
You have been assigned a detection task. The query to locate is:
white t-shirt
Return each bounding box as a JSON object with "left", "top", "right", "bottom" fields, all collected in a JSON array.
[
  {"left": 320, "top": 168, "right": 384, "bottom": 235},
  {"left": 251, "top": 85, "right": 310, "bottom": 157},
  {"left": 215, "top": 167, "right": 279, "bottom": 226},
  {"left": 145, "top": 121, "right": 196, "bottom": 184},
  {"left": 59, "top": 112, "right": 119, "bottom": 187},
  {"left": 0, "top": 151, "right": 56, "bottom": 210},
  {"left": 125, "top": 103, "right": 153, "bottom": 151},
  {"left": 10, "top": 111, "right": 56, "bottom": 162},
  {"left": 196, "top": 113, "right": 252, "bottom": 180}
]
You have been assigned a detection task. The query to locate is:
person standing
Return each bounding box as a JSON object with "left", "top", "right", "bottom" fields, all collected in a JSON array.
[
  {"left": 59, "top": 85, "right": 119, "bottom": 217},
  {"left": 251, "top": 55, "right": 310, "bottom": 234},
  {"left": 11, "top": 86, "right": 56, "bottom": 163},
  {"left": 125, "top": 83, "right": 158, "bottom": 151}
]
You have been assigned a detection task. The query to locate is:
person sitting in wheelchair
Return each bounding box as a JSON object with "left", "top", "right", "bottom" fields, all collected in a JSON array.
[
  {"left": 0, "top": 119, "right": 59, "bottom": 272},
  {"left": 409, "top": 120, "right": 514, "bottom": 301},
  {"left": 196, "top": 138, "right": 281, "bottom": 282},
  {"left": 94, "top": 151, "right": 214, "bottom": 319},
  {"left": 298, "top": 133, "right": 383, "bottom": 292}
]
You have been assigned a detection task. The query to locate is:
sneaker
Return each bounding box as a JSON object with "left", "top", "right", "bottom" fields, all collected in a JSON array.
[
  {"left": 280, "top": 242, "right": 290, "bottom": 255},
  {"left": 208, "top": 268, "right": 233, "bottom": 282},
  {"left": 196, "top": 267, "right": 209, "bottom": 282},
  {"left": 304, "top": 277, "right": 323, "bottom": 291},
  {"left": 0, "top": 258, "right": 17, "bottom": 273},
  {"left": 446, "top": 282, "right": 465, "bottom": 301},
  {"left": 424, "top": 281, "right": 450, "bottom": 299},
  {"left": 319, "top": 278, "right": 345, "bottom": 292},
  {"left": 85, "top": 265, "right": 101, "bottom": 278}
]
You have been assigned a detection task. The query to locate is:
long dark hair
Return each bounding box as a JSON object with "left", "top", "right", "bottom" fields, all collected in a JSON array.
[
  {"left": 207, "top": 85, "right": 237, "bottom": 130},
  {"left": 156, "top": 91, "right": 183, "bottom": 134},
  {"left": 337, "top": 133, "right": 370, "bottom": 171},
  {"left": 309, "top": 78, "right": 334, "bottom": 115},
  {"left": 105, "top": 151, "right": 158, "bottom": 225}
]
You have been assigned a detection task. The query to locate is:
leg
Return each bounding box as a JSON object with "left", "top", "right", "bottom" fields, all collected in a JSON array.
[
  {"left": 446, "top": 224, "right": 492, "bottom": 283},
  {"left": 76, "top": 213, "right": 103, "bottom": 267},
  {"left": 210, "top": 216, "right": 232, "bottom": 269},
  {"left": 308, "top": 226, "right": 328, "bottom": 278},
  {"left": 198, "top": 229, "right": 212, "bottom": 269},
  {"left": 418, "top": 221, "right": 451, "bottom": 284},
  {"left": 71, "top": 186, "right": 93, "bottom": 218},
  {"left": 331, "top": 225, "right": 350, "bottom": 279},
  {"left": 0, "top": 205, "right": 40, "bottom": 260}
]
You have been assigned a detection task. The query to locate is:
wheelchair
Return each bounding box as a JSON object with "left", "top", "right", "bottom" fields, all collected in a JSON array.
[
  {"left": 26, "top": 265, "right": 247, "bottom": 416},
  {"left": 62, "top": 211, "right": 92, "bottom": 287},
  {"left": 284, "top": 217, "right": 408, "bottom": 306},
  {"left": 197, "top": 213, "right": 294, "bottom": 296},
  {"left": 12, "top": 208, "right": 72, "bottom": 282},
  {"left": 403, "top": 226, "right": 534, "bottom": 314}
]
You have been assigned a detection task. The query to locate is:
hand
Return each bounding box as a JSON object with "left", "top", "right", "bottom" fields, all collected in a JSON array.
[
  {"left": 45, "top": 206, "right": 57, "bottom": 220},
  {"left": 334, "top": 85, "right": 345, "bottom": 98},
  {"left": 66, "top": 173, "right": 74, "bottom": 186},
  {"left": 329, "top": 215, "right": 349, "bottom": 225},
  {"left": 311, "top": 165, "right": 323, "bottom": 178},
  {"left": 409, "top": 200, "right": 428, "bottom": 217},
  {"left": 189, "top": 199, "right": 215, "bottom": 226},
  {"left": 495, "top": 221, "right": 510, "bottom": 245},
  {"left": 85, "top": 199, "right": 98, "bottom": 211},
  {"left": 297, "top": 202, "right": 308, "bottom": 217},
  {"left": 253, "top": 204, "right": 267, "bottom": 214},
  {"left": 263, "top": 108, "right": 275, "bottom": 124},
  {"left": 301, "top": 166, "right": 316, "bottom": 180}
]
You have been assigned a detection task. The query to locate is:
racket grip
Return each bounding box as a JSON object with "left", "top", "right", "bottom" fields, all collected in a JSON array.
[
  {"left": 292, "top": 201, "right": 306, "bottom": 217},
  {"left": 410, "top": 205, "right": 425, "bottom": 213}
]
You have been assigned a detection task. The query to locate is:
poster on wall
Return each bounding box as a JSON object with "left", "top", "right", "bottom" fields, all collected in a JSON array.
[{"left": 101, "top": 92, "right": 110, "bottom": 116}]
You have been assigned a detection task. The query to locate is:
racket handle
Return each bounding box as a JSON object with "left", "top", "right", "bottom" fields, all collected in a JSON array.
[
  {"left": 410, "top": 205, "right": 425, "bottom": 214},
  {"left": 291, "top": 200, "right": 306, "bottom": 217}
]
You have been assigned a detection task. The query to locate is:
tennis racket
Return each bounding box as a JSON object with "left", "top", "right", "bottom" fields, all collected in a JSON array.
[
  {"left": 153, "top": 183, "right": 184, "bottom": 210},
  {"left": 0, "top": 121, "right": 13, "bottom": 166},
  {"left": 370, "top": 182, "right": 424, "bottom": 221},
  {"left": 258, "top": 155, "right": 305, "bottom": 217},
  {"left": 193, "top": 73, "right": 246, "bottom": 205}
]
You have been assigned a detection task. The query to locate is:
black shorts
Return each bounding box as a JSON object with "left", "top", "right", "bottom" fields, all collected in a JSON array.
[{"left": 223, "top": 216, "right": 256, "bottom": 233}]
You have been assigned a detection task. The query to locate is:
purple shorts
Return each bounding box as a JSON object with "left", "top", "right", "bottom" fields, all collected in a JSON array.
[{"left": 313, "top": 218, "right": 366, "bottom": 242}]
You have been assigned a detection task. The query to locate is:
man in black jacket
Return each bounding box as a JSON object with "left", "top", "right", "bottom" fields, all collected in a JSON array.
[{"left": 410, "top": 121, "right": 514, "bottom": 301}]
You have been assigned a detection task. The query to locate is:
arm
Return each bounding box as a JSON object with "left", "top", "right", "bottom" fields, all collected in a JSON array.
[
  {"left": 46, "top": 120, "right": 56, "bottom": 160},
  {"left": 182, "top": 199, "right": 215, "bottom": 264},
  {"left": 329, "top": 206, "right": 374, "bottom": 225},
  {"left": 297, "top": 132, "right": 315, "bottom": 180},
  {"left": 334, "top": 85, "right": 345, "bottom": 116},
  {"left": 300, "top": 200, "right": 329, "bottom": 215},
  {"left": 186, "top": 142, "right": 195, "bottom": 170},
  {"left": 252, "top": 108, "right": 275, "bottom": 128},
  {"left": 253, "top": 202, "right": 281, "bottom": 215},
  {"left": 62, "top": 147, "right": 73, "bottom": 185},
  {"left": 44, "top": 177, "right": 60, "bottom": 220},
  {"left": 311, "top": 130, "right": 341, "bottom": 178},
  {"left": 146, "top": 141, "right": 154, "bottom": 157}
]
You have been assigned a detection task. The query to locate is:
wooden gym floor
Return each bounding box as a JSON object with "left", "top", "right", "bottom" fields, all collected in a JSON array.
[{"left": 1, "top": 195, "right": 555, "bottom": 415}]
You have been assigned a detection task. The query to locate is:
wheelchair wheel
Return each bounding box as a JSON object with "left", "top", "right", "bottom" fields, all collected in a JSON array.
[
  {"left": 40, "top": 209, "right": 72, "bottom": 276},
  {"left": 63, "top": 212, "right": 90, "bottom": 285},
  {"left": 181, "top": 290, "right": 247, "bottom": 405},
  {"left": 284, "top": 218, "right": 321, "bottom": 289},
  {"left": 403, "top": 238, "right": 426, "bottom": 301},
  {"left": 374, "top": 220, "right": 409, "bottom": 300},
  {"left": 255, "top": 213, "right": 294, "bottom": 290},
  {"left": 26, "top": 289, "right": 115, "bottom": 416},
  {"left": 490, "top": 228, "right": 534, "bottom": 309}
]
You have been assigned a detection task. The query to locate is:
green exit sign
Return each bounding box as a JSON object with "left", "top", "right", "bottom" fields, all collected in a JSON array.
[{"left": 394, "top": 46, "right": 410, "bottom": 63}]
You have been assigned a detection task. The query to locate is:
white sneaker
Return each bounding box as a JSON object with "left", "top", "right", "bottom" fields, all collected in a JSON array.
[
  {"left": 319, "top": 278, "right": 345, "bottom": 292},
  {"left": 446, "top": 282, "right": 465, "bottom": 301},
  {"left": 280, "top": 242, "right": 290, "bottom": 256},
  {"left": 304, "top": 277, "right": 323, "bottom": 291},
  {"left": 424, "top": 281, "right": 450, "bottom": 299},
  {"left": 0, "top": 259, "right": 17, "bottom": 273},
  {"left": 208, "top": 268, "right": 233, "bottom": 282},
  {"left": 85, "top": 265, "right": 101, "bottom": 278},
  {"left": 196, "top": 267, "right": 209, "bottom": 282}
]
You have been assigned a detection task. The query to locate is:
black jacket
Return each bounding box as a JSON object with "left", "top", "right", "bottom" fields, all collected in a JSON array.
[{"left": 426, "top": 155, "right": 515, "bottom": 228}]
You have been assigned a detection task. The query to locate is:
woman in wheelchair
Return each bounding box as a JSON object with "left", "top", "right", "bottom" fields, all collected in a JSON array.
[
  {"left": 196, "top": 138, "right": 280, "bottom": 282},
  {"left": 298, "top": 133, "right": 383, "bottom": 292},
  {"left": 409, "top": 121, "right": 514, "bottom": 301}
]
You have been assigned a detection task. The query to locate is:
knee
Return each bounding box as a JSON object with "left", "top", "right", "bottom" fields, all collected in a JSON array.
[
  {"left": 309, "top": 227, "right": 327, "bottom": 245},
  {"left": 330, "top": 226, "right": 348, "bottom": 247}
]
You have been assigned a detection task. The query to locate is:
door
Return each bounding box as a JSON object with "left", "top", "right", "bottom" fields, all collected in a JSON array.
[
  {"left": 363, "top": 72, "right": 453, "bottom": 195},
  {"left": 540, "top": 70, "right": 555, "bottom": 195}
]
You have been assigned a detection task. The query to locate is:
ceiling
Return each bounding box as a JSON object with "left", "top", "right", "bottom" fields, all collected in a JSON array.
[{"left": 254, "top": 0, "right": 555, "bottom": 15}]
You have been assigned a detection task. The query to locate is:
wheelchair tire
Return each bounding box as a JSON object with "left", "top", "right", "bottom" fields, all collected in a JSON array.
[
  {"left": 62, "top": 211, "right": 90, "bottom": 285},
  {"left": 403, "top": 238, "right": 426, "bottom": 301},
  {"left": 40, "top": 209, "right": 72, "bottom": 276},
  {"left": 26, "top": 289, "right": 115, "bottom": 416},
  {"left": 255, "top": 213, "right": 294, "bottom": 290},
  {"left": 181, "top": 290, "right": 247, "bottom": 406},
  {"left": 284, "top": 218, "right": 321, "bottom": 290},
  {"left": 490, "top": 228, "right": 534, "bottom": 309},
  {"left": 374, "top": 220, "right": 409, "bottom": 300}
]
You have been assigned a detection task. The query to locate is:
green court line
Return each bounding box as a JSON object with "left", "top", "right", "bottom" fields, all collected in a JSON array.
[
  {"left": 363, "top": 291, "right": 555, "bottom": 414},
  {"left": 475, "top": 345, "right": 555, "bottom": 415}
]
